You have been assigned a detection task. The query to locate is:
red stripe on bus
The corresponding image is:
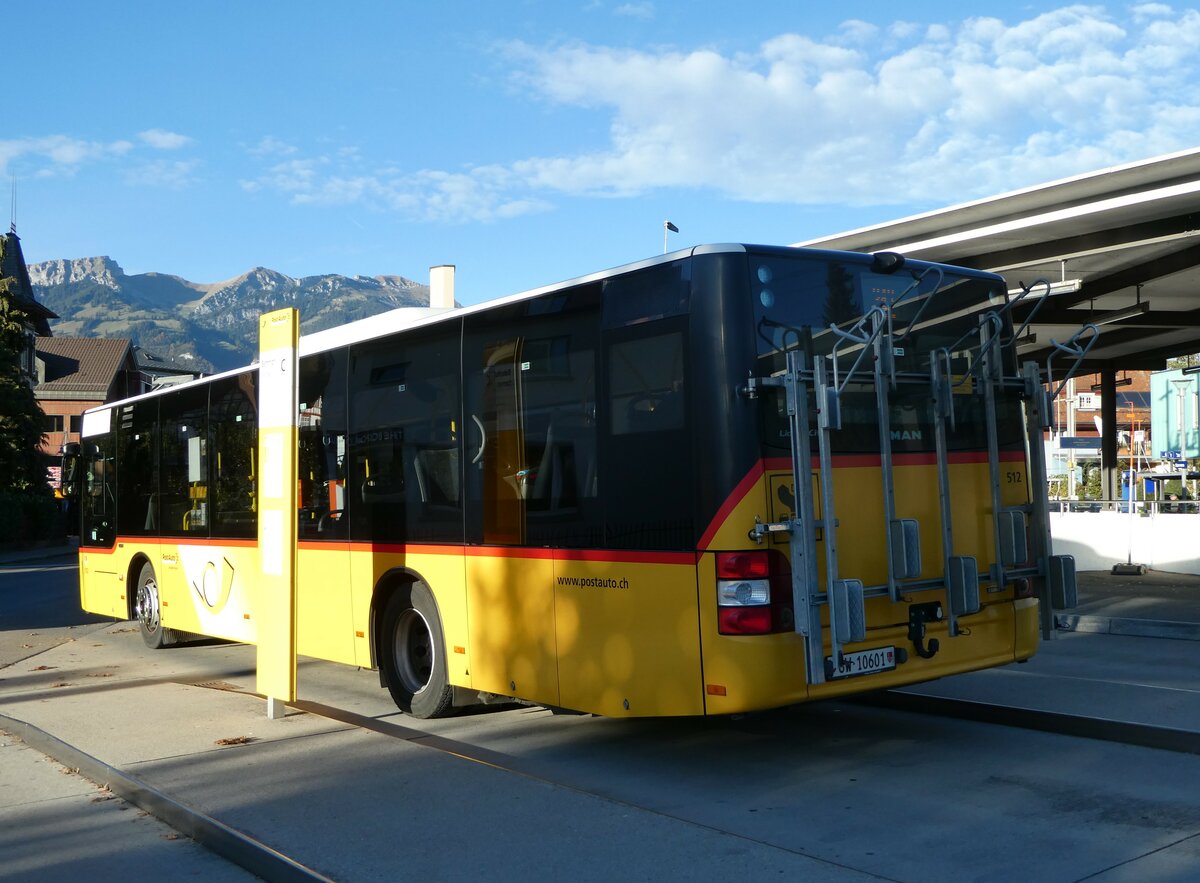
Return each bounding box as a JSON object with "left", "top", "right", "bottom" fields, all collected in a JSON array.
[
  {"left": 704, "top": 447, "right": 1028, "bottom": 549},
  {"left": 94, "top": 536, "right": 259, "bottom": 551},
  {"left": 349, "top": 542, "right": 466, "bottom": 556},
  {"left": 465, "top": 546, "right": 555, "bottom": 560},
  {"left": 174, "top": 537, "right": 259, "bottom": 548},
  {"left": 697, "top": 461, "right": 766, "bottom": 550},
  {"left": 338, "top": 543, "right": 696, "bottom": 566},
  {"left": 766, "top": 449, "right": 1026, "bottom": 469},
  {"left": 554, "top": 549, "right": 699, "bottom": 566}
]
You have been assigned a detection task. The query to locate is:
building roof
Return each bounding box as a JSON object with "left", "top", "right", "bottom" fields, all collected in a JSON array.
[
  {"left": 133, "top": 345, "right": 202, "bottom": 377},
  {"left": 802, "top": 148, "right": 1200, "bottom": 371},
  {"left": 35, "top": 337, "right": 134, "bottom": 399},
  {"left": 1, "top": 231, "right": 56, "bottom": 334}
]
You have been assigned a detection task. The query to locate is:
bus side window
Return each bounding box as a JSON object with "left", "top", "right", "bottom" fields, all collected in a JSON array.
[
  {"left": 297, "top": 352, "right": 347, "bottom": 540},
  {"left": 159, "top": 386, "right": 210, "bottom": 538},
  {"left": 349, "top": 329, "right": 462, "bottom": 544},
  {"left": 607, "top": 331, "right": 685, "bottom": 436},
  {"left": 600, "top": 320, "right": 693, "bottom": 550},
  {"left": 211, "top": 372, "right": 259, "bottom": 539}
]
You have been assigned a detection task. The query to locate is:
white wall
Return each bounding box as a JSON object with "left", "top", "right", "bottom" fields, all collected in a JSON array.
[{"left": 1051, "top": 509, "right": 1200, "bottom": 573}]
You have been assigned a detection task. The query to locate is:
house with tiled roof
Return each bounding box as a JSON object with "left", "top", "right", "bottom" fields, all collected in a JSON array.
[
  {"left": 1, "top": 230, "right": 56, "bottom": 385},
  {"left": 134, "top": 345, "right": 205, "bottom": 388},
  {"left": 34, "top": 336, "right": 144, "bottom": 457}
]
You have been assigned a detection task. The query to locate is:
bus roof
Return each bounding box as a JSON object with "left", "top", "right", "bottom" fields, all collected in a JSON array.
[{"left": 83, "top": 243, "right": 1003, "bottom": 417}]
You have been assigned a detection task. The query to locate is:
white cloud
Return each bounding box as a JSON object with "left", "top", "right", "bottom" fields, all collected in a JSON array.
[
  {"left": 837, "top": 20, "right": 879, "bottom": 45},
  {"left": 125, "top": 159, "right": 199, "bottom": 189},
  {"left": 241, "top": 153, "right": 552, "bottom": 223},
  {"left": 491, "top": 5, "right": 1200, "bottom": 205},
  {"left": 0, "top": 135, "right": 133, "bottom": 177},
  {"left": 138, "top": 129, "right": 192, "bottom": 150},
  {"left": 614, "top": 3, "right": 654, "bottom": 20},
  {"left": 1, "top": 131, "right": 198, "bottom": 188},
  {"left": 243, "top": 5, "right": 1200, "bottom": 219},
  {"left": 248, "top": 136, "right": 299, "bottom": 158},
  {"left": 1132, "top": 3, "right": 1173, "bottom": 20}
]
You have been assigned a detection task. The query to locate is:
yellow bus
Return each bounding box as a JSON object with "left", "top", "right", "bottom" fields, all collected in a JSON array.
[{"left": 65, "top": 244, "right": 1081, "bottom": 719}]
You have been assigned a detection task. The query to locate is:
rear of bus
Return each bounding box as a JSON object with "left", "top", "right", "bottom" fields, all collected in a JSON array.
[{"left": 690, "top": 246, "right": 1039, "bottom": 713}]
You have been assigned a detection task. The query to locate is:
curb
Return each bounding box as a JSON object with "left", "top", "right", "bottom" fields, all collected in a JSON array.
[
  {"left": 862, "top": 690, "right": 1200, "bottom": 756},
  {"left": 1056, "top": 614, "right": 1200, "bottom": 642},
  {"left": 0, "top": 711, "right": 331, "bottom": 882}
]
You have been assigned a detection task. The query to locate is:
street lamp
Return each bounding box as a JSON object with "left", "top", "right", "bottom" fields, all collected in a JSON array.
[{"left": 663, "top": 220, "right": 678, "bottom": 254}]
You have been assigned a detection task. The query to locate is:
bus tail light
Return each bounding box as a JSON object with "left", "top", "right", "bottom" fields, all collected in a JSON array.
[{"left": 716, "top": 551, "right": 791, "bottom": 635}]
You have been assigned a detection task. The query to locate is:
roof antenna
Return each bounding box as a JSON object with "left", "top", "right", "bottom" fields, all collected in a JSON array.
[{"left": 9, "top": 175, "right": 16, "bottom": 234}]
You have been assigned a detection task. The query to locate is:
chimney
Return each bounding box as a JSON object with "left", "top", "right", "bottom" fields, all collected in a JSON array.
[{"left": 429, "top": 265, "right": 455, "bottom": 309}]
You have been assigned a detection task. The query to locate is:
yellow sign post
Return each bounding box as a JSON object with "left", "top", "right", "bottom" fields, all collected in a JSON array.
[{"left": 256, "top": 308, "right": 299, "bottom": 719}]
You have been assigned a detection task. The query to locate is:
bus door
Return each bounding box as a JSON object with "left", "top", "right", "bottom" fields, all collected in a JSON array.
[
  {"left": 77, "top": 413, "right": 123, "bottom": 617},
  {"left": 298, "top": 352, "right": 355, "bottom": 666},
  {"left": 464, "top": 332, "right": 559, "bottom": 707}
]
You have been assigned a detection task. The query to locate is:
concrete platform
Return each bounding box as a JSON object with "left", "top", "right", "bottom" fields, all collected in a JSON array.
[
  {"left": 1059, "top": 569, "right": 1200, "bottom": 640},
  {"left": 898, "top": 569, "right": 1200, "bottom": 739}
]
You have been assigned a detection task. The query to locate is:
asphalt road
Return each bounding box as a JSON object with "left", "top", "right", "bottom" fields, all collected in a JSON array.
[
  {"left": 0, "top": 554, "right": 111, "bottom": 668},
  {"left": 1, "top": 555, "right": 256, "bottom": 882}
]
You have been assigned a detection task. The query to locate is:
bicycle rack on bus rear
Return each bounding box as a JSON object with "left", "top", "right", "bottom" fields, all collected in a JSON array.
[
  {"left": 928, "top": 280, "right": 1099, "bottom": 643},
  {"left": 744, "top": 275, "right": 1101, "bottom": 685}
]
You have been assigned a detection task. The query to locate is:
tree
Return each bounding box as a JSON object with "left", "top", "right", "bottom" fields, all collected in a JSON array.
[{"left": 0, "top": 263, "right": 50, "bottom": 496}]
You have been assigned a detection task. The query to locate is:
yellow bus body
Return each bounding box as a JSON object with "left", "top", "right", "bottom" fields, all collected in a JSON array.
[{"left": 80, "top": 451, "right": 1037, "bottom": 717}]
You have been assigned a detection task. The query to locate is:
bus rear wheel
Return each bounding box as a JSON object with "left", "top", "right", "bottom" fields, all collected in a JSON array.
[
  {"left": 381, "top": 583, "right": 453, "bottom": 719},
  {"left": 135, "top": 562, "right": 174, "bottom": 649}
]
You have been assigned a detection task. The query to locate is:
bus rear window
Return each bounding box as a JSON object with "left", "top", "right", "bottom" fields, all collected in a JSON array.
[{"left": 748, "top": 251, "right": 1021, "bottom": 454}]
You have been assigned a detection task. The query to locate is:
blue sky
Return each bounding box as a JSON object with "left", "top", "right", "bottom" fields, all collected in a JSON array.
[{"left": 6, "top": 2, "right": 1200, "bottom": 305}]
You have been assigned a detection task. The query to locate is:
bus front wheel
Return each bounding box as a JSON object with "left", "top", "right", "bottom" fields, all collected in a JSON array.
[
  {"left": 135, "top": 562, "right": 175, "bottom": 649},
  {"left": 381, "top": 583, "right": 453, "bottom": 719}
]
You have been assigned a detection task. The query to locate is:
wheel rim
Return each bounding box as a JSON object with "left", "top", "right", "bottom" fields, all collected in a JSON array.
[
  {"left": 136, "top": 576, "right": 160, "bottom": 634},
  {"left": 393, "top": 608, "right": 434, "bottom": 695}
]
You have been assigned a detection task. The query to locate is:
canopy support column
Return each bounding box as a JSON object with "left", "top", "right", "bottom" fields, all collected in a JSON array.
[{"left": 1100, "top": 366, "right": 1119, "bottom": 504}]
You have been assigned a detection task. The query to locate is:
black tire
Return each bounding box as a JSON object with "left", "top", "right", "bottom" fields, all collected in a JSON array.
[
  {"left": 380, "top": 582, "right": 454, "bottom": 719},
  {"left": 134, "top": 562, "right": 175, "bottom": 649}
]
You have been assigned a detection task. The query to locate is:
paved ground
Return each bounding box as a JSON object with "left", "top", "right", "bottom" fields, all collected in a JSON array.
[
  {"left": 0, "top": 727, "right": 257, "bottom": 881},
  {"left": 3, "top": 547, "right": 1199, "bottom": 882}
]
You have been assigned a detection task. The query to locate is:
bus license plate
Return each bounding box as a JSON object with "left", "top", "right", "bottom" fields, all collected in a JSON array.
[{"left": 827, "top": 646, "right": 897, "bottom": 679}]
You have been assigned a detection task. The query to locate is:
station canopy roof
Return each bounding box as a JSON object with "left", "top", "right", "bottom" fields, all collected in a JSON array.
[{"left": 800, "top": 148, "right": 1200, "bottom": 373}]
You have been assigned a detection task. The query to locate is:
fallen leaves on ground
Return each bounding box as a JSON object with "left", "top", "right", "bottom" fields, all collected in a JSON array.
[{"left": 214, "top": 735, "right": 257, "bottom": 746}]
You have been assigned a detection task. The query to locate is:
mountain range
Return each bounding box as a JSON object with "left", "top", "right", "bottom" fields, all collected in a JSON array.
[{"left": 30, "top": 257, "right": 432, "bottom": 373}]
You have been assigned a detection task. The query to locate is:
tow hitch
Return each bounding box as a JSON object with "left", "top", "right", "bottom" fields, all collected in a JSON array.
[{"left": 908, "top": 601, "right": 944, "bottom": 659}]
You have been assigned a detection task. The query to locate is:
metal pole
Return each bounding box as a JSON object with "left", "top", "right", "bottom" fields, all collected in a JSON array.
[{"left": 663, "top": 220, "right": 678, "bottom": 254}]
